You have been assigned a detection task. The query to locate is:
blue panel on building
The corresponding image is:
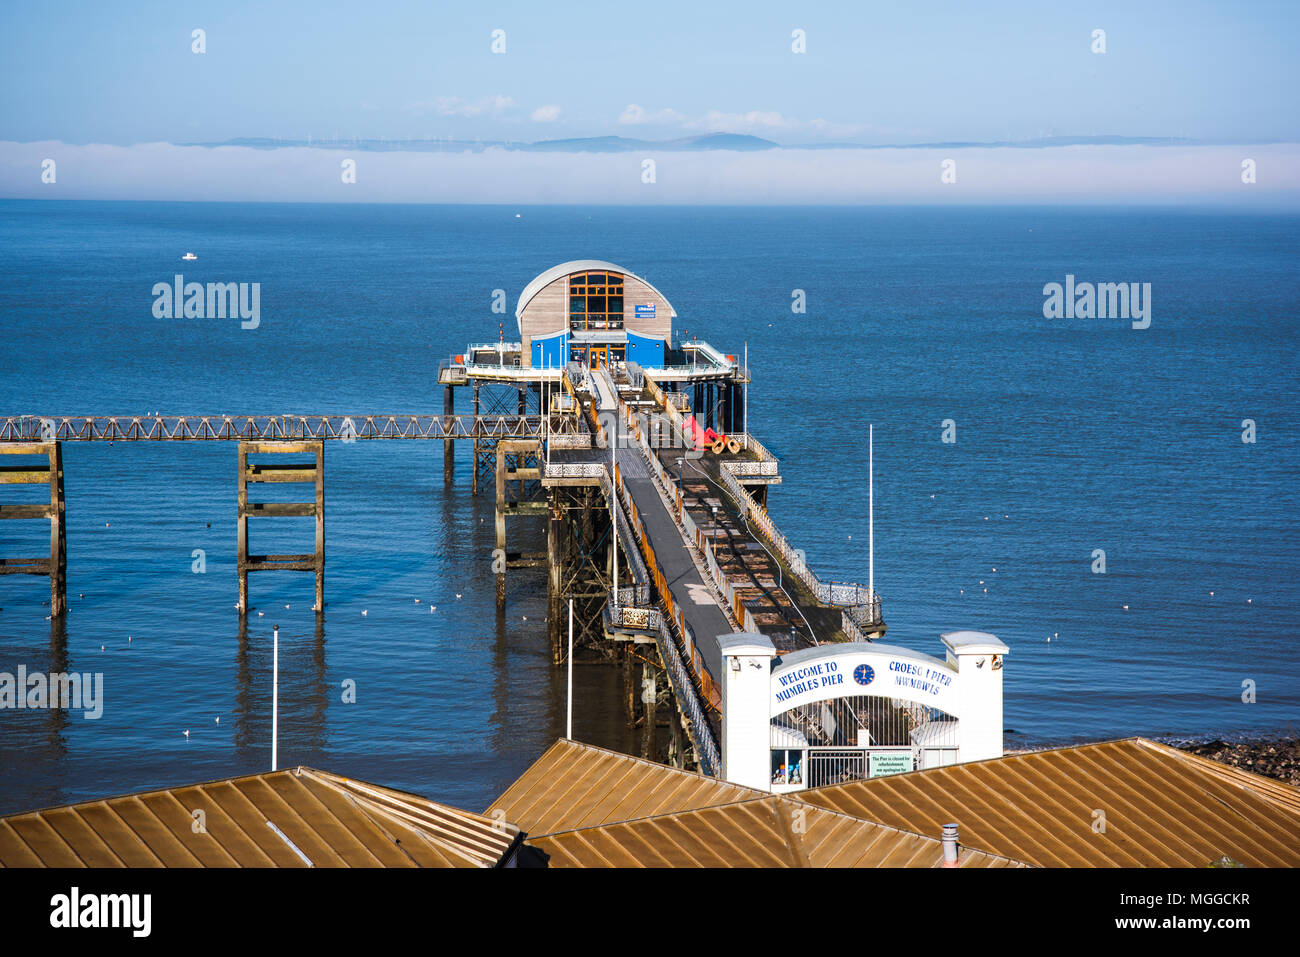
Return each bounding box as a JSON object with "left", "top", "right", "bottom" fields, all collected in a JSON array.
[
  {"left": 626, "top": 333, "right": 664, "bottom": 368},
  {"left": 531, "top": 333, "right": 568, "bottom": 368}
]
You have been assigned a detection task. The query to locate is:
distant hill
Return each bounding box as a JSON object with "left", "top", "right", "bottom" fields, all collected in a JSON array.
[
  {"left": 181, "top": 133, "right": 1276, "bottom": 153},
  {"left": 186, "top": 132, "right": 780, "bottom": 153}
]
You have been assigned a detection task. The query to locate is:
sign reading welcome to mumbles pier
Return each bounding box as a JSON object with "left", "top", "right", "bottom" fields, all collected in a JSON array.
[{"left": 770, "top": 646, "right": 960, "bottom": 717}]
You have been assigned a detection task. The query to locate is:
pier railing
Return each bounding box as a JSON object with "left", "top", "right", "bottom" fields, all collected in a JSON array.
[
  {"left": 715, "top": 465, "right": 883, "bottom": 629},
  {"left": 0, "top": 414, "right": 581, "bottom": 442},
  {"left": 640, "top": 375, "right": 777, "bottom": 474}
]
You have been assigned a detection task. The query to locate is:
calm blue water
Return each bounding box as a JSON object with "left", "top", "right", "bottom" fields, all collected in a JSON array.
[{"left": 0, "top": 201, "right": 1297, "bottom": 816}]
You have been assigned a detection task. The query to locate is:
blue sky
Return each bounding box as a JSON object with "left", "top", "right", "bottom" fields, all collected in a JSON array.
[{"left": 3, "top": 0, "right": 1297, "bottom": 146}]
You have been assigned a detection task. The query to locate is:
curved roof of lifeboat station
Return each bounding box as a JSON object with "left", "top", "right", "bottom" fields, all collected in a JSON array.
[{"left": 514, "top": 260, "right": 678, "bottom": 322}]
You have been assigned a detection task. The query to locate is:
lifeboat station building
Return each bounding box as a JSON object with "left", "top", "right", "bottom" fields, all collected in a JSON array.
[
  {"left": 441, "top": 259, "right": 744, "bottom": 391},
  {"left": 518, "top": 260, "right": 675, "bottom": 370},
  {"left": 438, "top": 259, "right": 751, "bottom": 453}
]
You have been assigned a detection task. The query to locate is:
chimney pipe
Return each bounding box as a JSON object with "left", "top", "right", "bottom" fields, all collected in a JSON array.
[{"left": 941, "top": 823, "right": 959, "bottom": 867}]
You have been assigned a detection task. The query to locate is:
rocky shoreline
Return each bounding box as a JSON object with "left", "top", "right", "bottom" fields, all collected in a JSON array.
[{"left": 1174, "top": 737, "right": 1300, "bottom": 787}]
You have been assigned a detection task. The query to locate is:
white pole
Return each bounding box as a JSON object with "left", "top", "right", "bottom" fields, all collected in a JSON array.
[
  {"left": 566, "top": 598, "right": 574, "bottom": 739},
  {"left": 869, "top": 424, "right": 874, "bottom": 604},
  {"left": 743, "top": 341, "right": 748, "bottom": 450},
  {"left": 271, "top": 625, "right": 279, "bottom": 772}
]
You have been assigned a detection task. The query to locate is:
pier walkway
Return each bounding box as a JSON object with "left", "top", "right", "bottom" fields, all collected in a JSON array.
[{"left": 547, "top": 367, "right": 886, "bottom": 772}]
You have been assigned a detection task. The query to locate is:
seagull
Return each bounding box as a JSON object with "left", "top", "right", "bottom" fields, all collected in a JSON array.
[
  {"left": 1208, "top": 591, "right": 1214, "bottom": 597},
  {"left": 1247, "top": 598, "right": 1252, "bottom": 604},
  {"left": 258, "top": 611, "right": 264, "bottom": 617},
  {"left": 1122, "top": 604, "right": 1129, "bottom": 610},
  {"left": 215, "top": 717, "right": 220, "bottom": 724},
  {"left": 930, "top": 494, "right": 935, "bottom": 499},
  {"left": 455, "top": 593, "right": 462, "bottom": 599},
  {"left": 284, "top": 604, "right": 290, "bottom": 609},
  {"left": 128, "top": 636, "right": 132, "bottom": 643},
  {"left": 361, "top": 609, "right": 368, "bottom": 616},
  {"left": 183, "top": 729, "right": 190, "bottom": 738}
]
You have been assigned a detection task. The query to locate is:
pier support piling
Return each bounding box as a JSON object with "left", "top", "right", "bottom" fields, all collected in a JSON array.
[
  {"left": 547, "top": 502, "right": 563, "bottom": 664},
  {"left": 237, "top": 440, "right": 324, "bottom": 614},
  {"left": 442, "top": 384, "right": 455, "bottom": 484},
  {"left": 0, "top": 442, "right": 65, "bottom": 615}
]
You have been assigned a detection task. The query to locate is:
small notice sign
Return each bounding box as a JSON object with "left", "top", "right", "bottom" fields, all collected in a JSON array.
[{"left": 869, "top": 752, "right": 913, "bottom": 778}]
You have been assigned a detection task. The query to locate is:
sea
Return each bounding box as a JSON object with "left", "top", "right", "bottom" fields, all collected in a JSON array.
[{"left": 0, "top": 200, "right": 1296, "bottom": 816}]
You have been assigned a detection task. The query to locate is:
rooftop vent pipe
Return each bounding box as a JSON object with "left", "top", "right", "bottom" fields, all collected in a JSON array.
[{"left": 941, "top": 823, "right": 959, "bottom": 867}]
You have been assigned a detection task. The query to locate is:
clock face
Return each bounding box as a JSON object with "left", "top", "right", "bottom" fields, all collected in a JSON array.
[{"left": 853, "top": 664, "right": 875, "bottom": 686}]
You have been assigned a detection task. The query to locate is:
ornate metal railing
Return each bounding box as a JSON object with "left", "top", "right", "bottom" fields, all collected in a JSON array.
[{"left": 0, "top": 414, "right": 581, "bottom": 442}]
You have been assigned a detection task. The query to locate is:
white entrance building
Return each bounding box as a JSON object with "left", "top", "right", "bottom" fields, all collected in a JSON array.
[{"left": 718, "top": 631, "right": 1009, "bottom": 793}]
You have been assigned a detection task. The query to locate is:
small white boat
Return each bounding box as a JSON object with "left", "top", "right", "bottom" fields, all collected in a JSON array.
[{"left": 181, "top": 252, "right": 197, "bottom": 261}]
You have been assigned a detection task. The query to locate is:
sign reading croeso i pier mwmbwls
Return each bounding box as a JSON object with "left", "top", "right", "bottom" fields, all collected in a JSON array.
[{"left": 770, "top": 645, "right": 961, "bottom": 718}]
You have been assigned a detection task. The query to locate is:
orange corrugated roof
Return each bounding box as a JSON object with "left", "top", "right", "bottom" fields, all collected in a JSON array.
[
  {"left": 487, "top": 738, "right": 763, "bottom": 835},
  {"left": 532, "top": 795, "right": 1027, "bottom": 868},
  {"left": 799, "top": 737, "right": 1300, "bottom": 868},
  {"left": 0, "top": 767, "right": 520, "bottom": 868}
]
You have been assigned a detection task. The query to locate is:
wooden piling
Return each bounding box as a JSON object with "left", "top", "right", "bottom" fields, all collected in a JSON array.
[
  {"left": 237, "top": 440, "right": 324, "bottom": 614},
  {"left": 495, "top": 442, "right": 507, "bottom": 607},
  {"left": 471, "top": 383, "right": 480, "bottom": 496},
  {"left": 0, "top": 442, "right": 65, "bottom": 615},
  {"left": 443, "top": 384, "right": 455, "bottom": 484},
  {"left": 547, "top": 499, "right": 563, "bottom": 664}
]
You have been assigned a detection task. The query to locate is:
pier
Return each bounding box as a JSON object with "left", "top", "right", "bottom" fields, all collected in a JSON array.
[{"left": 0, "top": 260, "right": 886, "bottom": 783}]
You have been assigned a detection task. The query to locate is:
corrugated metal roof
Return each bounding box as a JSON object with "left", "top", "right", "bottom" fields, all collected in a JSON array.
[
  {"left": 0, "top": 767, "right": 520, "bottom": 868},
  {"left": 800, "top": 737, "right": 1300, "bottom": 868},
  {"left": 487, "top": 739, "right": 763, "bottom": 835},
  {"left": 532, "top": 795, "right": 1028, "bottom": 868}
]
